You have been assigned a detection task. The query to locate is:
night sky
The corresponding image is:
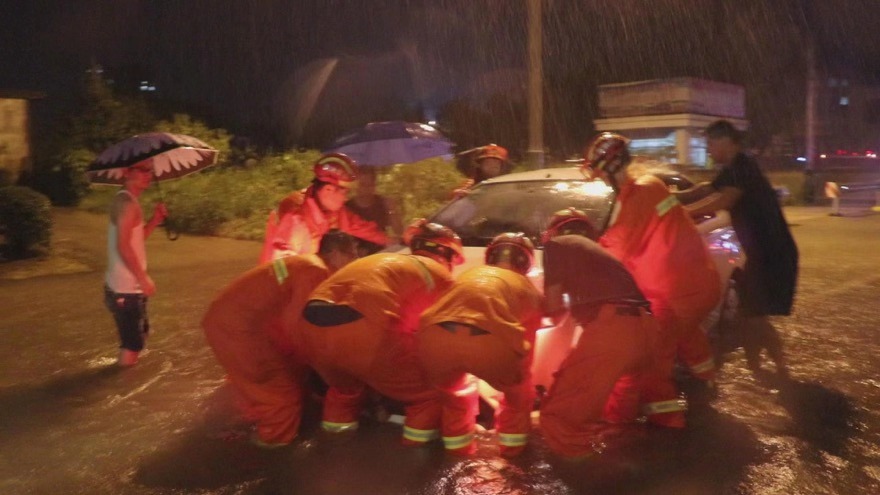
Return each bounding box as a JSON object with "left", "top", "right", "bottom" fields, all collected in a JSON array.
[{"left": 3, "top": 0, "right": 880, "bottom": 151}]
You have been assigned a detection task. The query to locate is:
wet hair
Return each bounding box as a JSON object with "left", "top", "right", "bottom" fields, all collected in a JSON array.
[
  {"left": 705, "top": 120, "right": 744, "bottom": 144},
  {"left": 318, "top": 229, "right": 357, "bottom": 255}
]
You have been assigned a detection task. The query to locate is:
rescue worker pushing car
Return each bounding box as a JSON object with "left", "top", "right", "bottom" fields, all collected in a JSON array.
[
  {"left": 201, "top": 230, "right": 359, "bottom": 448},
  {"left": 291, "top": 220, "right": 462, "bottom": 447},
  {"left": 582, "top": 132, "right": 721, "bottom": 428},
  {"left": 260, "top": 152, "right": 388, "bottom": 262},
  {"left": 418, "top": 233, "right": 544, "bottom": 457},
  {"left": 538, "top": 209, "right": 658, "bottom": 458}
]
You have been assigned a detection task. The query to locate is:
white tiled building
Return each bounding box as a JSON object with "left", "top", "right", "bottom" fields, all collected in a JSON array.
[{"left": 594, "top": 78, "right": 748, "bottom": 167}]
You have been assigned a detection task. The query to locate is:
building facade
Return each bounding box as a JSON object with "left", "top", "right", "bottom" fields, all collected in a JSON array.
[
  {"left": 593, "top": 78, "right": 748, "bottom": 167},
  {"left": 0, "top": 90, "right": 43, "bottom": 184}
]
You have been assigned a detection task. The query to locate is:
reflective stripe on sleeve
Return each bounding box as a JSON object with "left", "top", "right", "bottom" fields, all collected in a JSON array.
[
  {"left": 690, "top": 357, "right": 715, "bottom": 375},
  {"left": 642, "top": 399, "right": 688, "bottom": 415},
  {"left": 272, "top": 259, "right": 289, "bottom": 285},
  {"left": 321, "top": 420, "right": 359, "bottom": 433},
  {"left": 498, "top": 432, "right": 529, "bottom": 447},
  {"left": 403, "top": 425, "right": 440, "bottom": 443},
  {"left": 406, "top": 256, "right": 436, "bottom": 292},
  {"left": 442, "top": 432, "right": 474, "bottom": 450},
  {"left": 655, "top": 195, "right": 679, "bottom": 217}
]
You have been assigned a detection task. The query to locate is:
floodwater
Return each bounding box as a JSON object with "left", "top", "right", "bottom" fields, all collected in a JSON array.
[{"left": 0, "top": 207, "right": 878, "bottom": 494}]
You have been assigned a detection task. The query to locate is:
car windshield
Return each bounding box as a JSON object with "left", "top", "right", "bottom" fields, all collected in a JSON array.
[{"left": 430, "top": 179, "right": 614, "bottom": 247}]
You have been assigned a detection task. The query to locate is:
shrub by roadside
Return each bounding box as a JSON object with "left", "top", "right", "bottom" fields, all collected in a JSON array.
[
  {"left": 78, "top": 151, "right": 463, "bottom": 241},
  {"left": 0, "top": 186, "right": 52, "bottom": 259}
]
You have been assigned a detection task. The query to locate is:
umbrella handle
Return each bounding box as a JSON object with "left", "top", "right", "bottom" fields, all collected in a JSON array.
[
  {"left": 163, "top": 219, "right": 180, "bottom": 241},
  {"left": 152, "top": 180, "right": 180, "bottom": 241}
]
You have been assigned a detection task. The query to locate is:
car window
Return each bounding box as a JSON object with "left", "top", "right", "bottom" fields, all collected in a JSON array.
[{"left": 430, "top": 179, "right": 614, "bottom": 247}]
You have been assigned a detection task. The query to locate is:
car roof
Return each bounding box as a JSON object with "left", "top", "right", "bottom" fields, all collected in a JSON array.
[{"left": 480, "top": 166, "right": 587, "bottom": 184}]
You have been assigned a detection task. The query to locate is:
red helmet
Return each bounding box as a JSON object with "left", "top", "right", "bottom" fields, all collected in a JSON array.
[
  {"left": 475, "top": 144, "right": 508, "bottom": 162},
  {"left": 582, "top": 132, "right": 631, "bottom": 178},
  {"left": 313, "top": 153, "right": 358, "bottom": 188},
  {"left": 485, "top": 232, "right": 535, "bottom": 275},
  {"left": 404, "top": 218, "right": 465, "bottom": 266},
  {"left": 541, "top": 208, "right": 597, "bottom": 244}
]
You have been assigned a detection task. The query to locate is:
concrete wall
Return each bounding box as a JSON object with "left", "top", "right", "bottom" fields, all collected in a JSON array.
[{"left": 0, "top": 98, "right": 31, "bottom": 184}]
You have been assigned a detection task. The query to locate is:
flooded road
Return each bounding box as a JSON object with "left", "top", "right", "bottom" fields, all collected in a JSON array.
[{"left": 0, "top": 207, "right": 878, "bottom": 494}]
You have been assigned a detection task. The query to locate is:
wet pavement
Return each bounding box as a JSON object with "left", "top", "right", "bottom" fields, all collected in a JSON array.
[{"left": 1, "top": 206, "right": 879, "bottom": 495}]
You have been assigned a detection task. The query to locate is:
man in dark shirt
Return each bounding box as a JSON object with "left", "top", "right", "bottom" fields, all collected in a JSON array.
[
  {"left": 538, "top": 210, "right": 660, "bottom": 458},
  {"left": 674, "top": 120, "right": 798, "bottom": 377}
]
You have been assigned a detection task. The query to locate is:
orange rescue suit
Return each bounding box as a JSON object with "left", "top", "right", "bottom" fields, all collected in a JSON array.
[
  {"left": 600, "top": 173, "right": 721, "bottom": 426},
  {"left": 201, "top": 254, "right": 331, "bottom": 445},
  {"left": 260, "top": 190, "right": 388, "bottom": 262},
  {"left": 419, "top": 265, "right": 544, "bottom": 456},
  {"left": 291, "top": 253, "right": 454, "bottom": 443},
  {"left": 539, "top": 303, "right": 657, "bottom": 458}
]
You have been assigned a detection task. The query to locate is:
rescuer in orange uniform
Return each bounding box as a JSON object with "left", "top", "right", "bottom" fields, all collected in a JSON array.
[
  {"left": 418, "top": 233, "right": 544, "bottom": 457},
  {"left": 451, "top": 144, "right": 512, "bottom": 198},
  {"left": 201, "top": 230, "right": 359, "bottom": 448},
  {"left": 582, "top": 132, "right": 721, "bottom": 428},
  {"left": 538, "top": 209, "right": 658, "bottom": 458},
  {"left": 259, "top": 153, "right": 388, "bottom": 262},
  {"left": 292, "top": 220, "right": 463, "bottom": 446}
]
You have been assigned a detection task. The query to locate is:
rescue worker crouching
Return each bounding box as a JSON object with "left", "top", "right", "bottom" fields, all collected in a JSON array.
[
  {"left": 201, "top": 230, "right": 359, "bottom": 448},
  {"left": 291, "top": 219, "right": 463, "bottom": 447},
  {"left": 537, "top": 209, "right": 660, "bottom": 459},
  {"left": 418, "top": 233, "right": 544, "bottom": 457},
  {"left": 582, "top": 133, "right": 721, "bottom": 428}
]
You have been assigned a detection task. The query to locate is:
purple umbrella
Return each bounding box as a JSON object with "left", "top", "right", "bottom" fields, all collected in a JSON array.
[{"left": 323, "top": 121, "right": 454, "bottom": 166}]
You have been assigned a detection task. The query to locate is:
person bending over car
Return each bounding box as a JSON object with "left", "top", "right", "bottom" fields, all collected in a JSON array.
[
  {"left": 538, "top": 208, "right": 659, "bottom": 458},
  {"left": 673, "top": 120, "right": 797, "bottom": 378},
  {"left": 418, "top": 233, "right": 544, "bottom": 457},
  {"left": 202, "top": 230, "right": 358, "bottom": 448},
  {"left": 290, "top": 220, "right": 460, "bottom": 448},
  {"left": 582, "top": 132, "right": 721, "bottom": 429}
]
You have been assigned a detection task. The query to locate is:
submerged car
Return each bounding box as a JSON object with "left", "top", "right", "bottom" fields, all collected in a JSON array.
[{"left": 425, "top": 166, "right": 744, "bottom": 390}]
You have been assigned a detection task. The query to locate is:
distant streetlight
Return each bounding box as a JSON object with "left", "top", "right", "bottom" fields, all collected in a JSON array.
[{"left": 526, "top": 0, "right": 544, "bottom": 169}]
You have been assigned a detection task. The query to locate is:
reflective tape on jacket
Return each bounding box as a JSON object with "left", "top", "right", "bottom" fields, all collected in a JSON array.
[
  {"left": 690, "top": 357, "right": 715, "bottom": 375},
  {"left": 498, "top": 432, "right": 529, "bottom": 447},
  {"left": 403, "top": 425, "right": 440, "bottom": 443},
  {"left": 642, "top": 399, "right": 688, "bottom": 415},
  {"left": 442, "top": 432, "right": 475, "bottom": 450},
  {"left": 321, "top": 420, "right": 359, "bottom": 433},
  {"left": 655, "top": 194, "right": 679, "bottom": 217},
  {"left": 272, "top": 258, "right": 289, "bottom": 284}
]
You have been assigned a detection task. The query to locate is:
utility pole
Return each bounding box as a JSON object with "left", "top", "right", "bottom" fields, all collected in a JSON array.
[
  {"left": 801, "top": 0, "right": 819, "bottom": 203},
  {"left": 526, "top": 0, "right": 544, "bottom": 169},
  {"left": 805, "top": 43, "right": 817, "bottom": 174}
]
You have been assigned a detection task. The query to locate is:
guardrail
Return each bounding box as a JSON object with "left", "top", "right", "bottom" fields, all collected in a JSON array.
[{"left": 825, "top": 181, "right": 880, "bottom": 216}]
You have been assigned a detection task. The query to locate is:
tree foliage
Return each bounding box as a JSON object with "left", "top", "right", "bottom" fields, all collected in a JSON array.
[
  {"left": 27, "top": 62, "right": 232, "bottom": 206},
  {"left": 0, "top": 186, "right": 52, "bottom": 259}
]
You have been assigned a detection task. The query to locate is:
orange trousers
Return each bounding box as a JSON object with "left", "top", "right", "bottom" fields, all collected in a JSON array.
[
  {"left": 640, "top": 289, "right": 719, "bottom": 427},
  {"left": 539, "top": 304, "right": 655, "bottom": 458},
  {"left": 296, "top": 316, "right": 443, "bottom": 442},
  {"left": 418, "top": 323, "right": 533, "bottom": 454},
  {"left": 202, "top": 316, "right": 307, "bottom": 445}
]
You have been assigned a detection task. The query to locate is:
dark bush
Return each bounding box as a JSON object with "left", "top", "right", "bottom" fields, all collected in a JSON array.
[{"left": 0, "top": 186, "right": 52, "bottom": 259}]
